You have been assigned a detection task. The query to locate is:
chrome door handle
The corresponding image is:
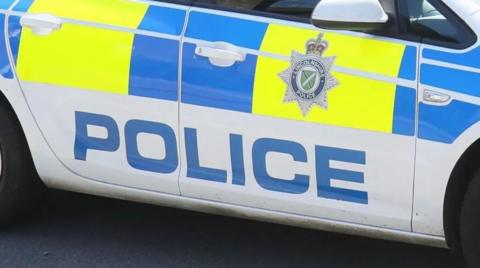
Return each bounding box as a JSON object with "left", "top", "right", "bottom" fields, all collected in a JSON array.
[
  {"left": 195, "top": 42, "right": 246, "bottom": 67},
  {"left": 423, "top": 89, "right": 451, "bottom": 104},
  {"left": 20, "top": 14, "right": 62, "bottom": 36}
]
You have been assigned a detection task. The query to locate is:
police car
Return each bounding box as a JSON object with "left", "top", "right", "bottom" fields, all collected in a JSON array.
[{"left": 0, "top": 0, "right": 479, "bottom": 265}]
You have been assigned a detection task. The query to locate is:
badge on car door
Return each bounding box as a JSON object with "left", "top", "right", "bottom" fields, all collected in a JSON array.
[{"left": 279, "top": 34, "right": 339, "bottom": 116}]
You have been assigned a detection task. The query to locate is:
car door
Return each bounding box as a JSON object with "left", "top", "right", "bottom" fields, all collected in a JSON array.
[
  {"left": 179, "top": 1, "right": 419, "bottom": 230},
  {"left": 7, "top": 0, "right": 186, "bottom": 194},
  {"left": 406, "top": 0, "right": 480, "bottom": 235}
]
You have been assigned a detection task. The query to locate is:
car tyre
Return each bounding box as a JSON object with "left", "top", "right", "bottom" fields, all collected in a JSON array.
[
  {"left": 0, "top": 102, "right": 44, "bottom": 225},
  {"left": 460, "top": 169, "right": 480, "bottom": 267}
]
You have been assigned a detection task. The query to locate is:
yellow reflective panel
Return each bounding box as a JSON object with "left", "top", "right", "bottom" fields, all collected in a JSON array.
[
  {"left": 260, "top": 24, "right": 318, "bottom": 56},
  {"left": 260, "top": 24, "right": 406, "bottom": 78},
  {"left": 28, "top": 0, "right": 148, "bottom": 29},
  {"left": 252, "top": 56, "right": 396, "bottom": 133},
  {"left": 16, "top": 23, "right": 133, "bottom": 94}
]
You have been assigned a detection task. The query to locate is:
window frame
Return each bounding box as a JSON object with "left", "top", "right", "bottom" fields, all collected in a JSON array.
[
  {"left": 396, "top": 0, "right": 477, "bottom": 49},
  {"left": 188, "top": 0, "right": 407, "bottom": 41},
  {"left": 181, "top": 0, "right": 476, "bottom": 50},
  {"left": 190, "top": 0, "right": 312, "bottom": 23}
]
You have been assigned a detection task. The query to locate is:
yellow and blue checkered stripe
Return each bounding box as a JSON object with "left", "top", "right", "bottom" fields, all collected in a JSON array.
[
  {"left": 6, "top": 1, "right": 480, "bottom": 145},
  {"left": 5, "top": 3, "right": 417, "bottom": 138},
  {"left": 182, "top": 11, "right": 417, "bottom": 136},
  {"left": 9, "top": 0, "right": 186, "bottom": 101}
]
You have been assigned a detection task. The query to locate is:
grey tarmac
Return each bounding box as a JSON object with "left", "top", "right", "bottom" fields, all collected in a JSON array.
[{"left": 0, "top": 190, "right": 466, "bottom": 268}]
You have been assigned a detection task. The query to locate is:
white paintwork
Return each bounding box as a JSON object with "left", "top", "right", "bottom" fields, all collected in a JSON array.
[
  {"left": 1, "top": 0, "right": 480, "bottom": 249},
  {"left": 311, "top": 0, "right": 388, "bottom": 24},
  {"left": 0, "top": 76, "right": 445, "bottom": 248},
  {"left": 22, "top": 84, "right": 181, "bottom": 194},
  {"left": 20, "top": 13, "right": 62, "bottom": 36},
  {"left": 179, "top": 104, "right": 416, "bottom": 230},
  {"left": 0, "top": 71, "right": 443, "bottom": 248},
  {"left": 412, "top": 120, "right": 480, "bottom": 235},
  {"left": 177, "top": 1, "right": 418, "bottom": 234},
  {"left": 444, "top": 0, "right": 480, "bottom": 18},
  {"left": 409, "top": 5, "right": 480, "bottom": 237}
]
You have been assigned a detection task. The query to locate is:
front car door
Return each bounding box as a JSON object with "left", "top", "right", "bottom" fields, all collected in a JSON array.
[
  {"left": 179, "top": 0, "right": 418, "bottom": 230},
  {"left": 7, "top": 0, "right": 186, "bottom": 194},
  {"left": 405, "top": 0, "right": 480, "bottom": 235}
]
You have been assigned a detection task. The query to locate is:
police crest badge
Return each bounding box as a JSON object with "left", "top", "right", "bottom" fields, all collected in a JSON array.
[{"left": 279, "top": 34, "right": 339, "bottom": 116}]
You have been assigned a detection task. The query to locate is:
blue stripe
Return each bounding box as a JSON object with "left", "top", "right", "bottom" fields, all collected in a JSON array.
[
  {"left": 185, "top": 12, "right": 268, "bottom": 50},
  {"left": 12, "top": 0, "right": 33, "bottom": 12},
  {"left": 419, "top": 100, "right": 480, "bottom": 144},
  {"left": 398, "top": 46, "right": 416, "bottom": 81},
  {"left": 8, "top": 16, "right": 21, "bottom": 65},
  {"left": 181, "top": 43, "right": 256, "bottom": 113},
  {"left": 423, "top": 46, "right": 480, "bottom": 69},
  {"left": 0, "top": 0, "right": 16, "bottom": 9},
  {"left": 129, "top": 35, "right": 179, "bottom": 101},
  {"left": 138, "top": 6, "right": 185, "bottom": 36},
  {"left": 0, "top": 14, "right": 13, "bottom": 79},
  {"left": 420, "top": 64, "right": 480, "bottom": 97},
  {"left": 392, "top": 86, "right": 416, "bottom": 136}
]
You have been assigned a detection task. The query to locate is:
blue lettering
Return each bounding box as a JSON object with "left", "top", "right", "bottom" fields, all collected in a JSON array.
[
  {"left": 185, "top": 128, "right": 227, "bottom": 182},
  {"left": 74, "top": 112, "right": 369, "bottom": 203},
  {"left": 125, "top": 120, "right": 178, "bottom": 174},
  {"left": 316, "top": 146, "right": 368, "bottom": 204},
  {"left": 252, "top": 138, "right": 309, "bottom": 194},
  {"left": 230, "top": 134, "right": 245, "bottom": 186},
  {"left": 74, "top": 111, "right": 120, "bottom": 161}
]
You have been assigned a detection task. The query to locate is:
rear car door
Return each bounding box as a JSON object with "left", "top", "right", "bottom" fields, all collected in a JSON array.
[
  {"left": 179, "top": 1, "right": 419, "bottom": 230},
  {"left": 7, "top": 0, "right": 186, "bottom": 193}
]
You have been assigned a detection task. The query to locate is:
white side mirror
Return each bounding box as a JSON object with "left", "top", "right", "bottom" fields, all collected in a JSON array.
[{"left": 311, "top": 0, "right": 389, "bottom": 31}]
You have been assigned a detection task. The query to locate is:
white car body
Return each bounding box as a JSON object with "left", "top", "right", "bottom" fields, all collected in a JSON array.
[{"left": 0, "top": 0, "right": 479, "bottom": 248}]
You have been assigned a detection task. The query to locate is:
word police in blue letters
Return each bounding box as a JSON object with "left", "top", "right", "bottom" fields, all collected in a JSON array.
[{"left": 74, "top": 111, "right": 368, "bottom": 204}]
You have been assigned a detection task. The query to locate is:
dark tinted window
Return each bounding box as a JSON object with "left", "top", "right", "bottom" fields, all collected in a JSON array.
[
  {"left": 194, "top": 0, "right": 320, "bottom": 18},
  {"left": 404, "top": 0, "right": 476, "bottom": 47}
]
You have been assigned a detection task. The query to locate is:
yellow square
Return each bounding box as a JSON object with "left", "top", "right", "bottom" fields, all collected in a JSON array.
[
  {"left": 16, "top": 23, "right": 134, "bottom": 94},
  {"left": 28, "top": 0, "right": 148, "bottom": 29},
  {"left": 252, "top": 56, "right": 397, "bottom": 133},
  {"left": 260, "top": 24, "right": 406, "bottom": 78}
]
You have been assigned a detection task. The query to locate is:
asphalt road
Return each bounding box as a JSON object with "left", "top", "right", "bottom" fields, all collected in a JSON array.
[{"left": 0, "top": 190, "right": 466, "bottom": 268}]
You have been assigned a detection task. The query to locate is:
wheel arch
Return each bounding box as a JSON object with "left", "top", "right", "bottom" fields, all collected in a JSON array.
[
  {"left": 444, "top": 137, "right": 480, "bottom": 251},
  {"left": 0, "top": 81, "right": 63, "bottom": 188},
  {"left": 0, "top": 88, "right": 35, "bottom": 162}
]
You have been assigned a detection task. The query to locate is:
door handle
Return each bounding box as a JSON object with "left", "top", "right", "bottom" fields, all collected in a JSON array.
[
  {"left": 423, "top": 89, "right": 451, "bottom": 104},
  {"left": 195, "top": 42, "right": 246, "bottom": 67},
  {"left": 20, "top": 14, "right": 62, "bottom": 36}
]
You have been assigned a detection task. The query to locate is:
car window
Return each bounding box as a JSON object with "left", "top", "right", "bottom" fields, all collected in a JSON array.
[
  {"left": 194, "top": 0, "right": 320, "bottom": 18},
  {"left": 405, "top": 0, "right": 474, "bottom": 46}
]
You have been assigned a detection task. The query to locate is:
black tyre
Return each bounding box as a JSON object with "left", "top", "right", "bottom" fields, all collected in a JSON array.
[
  {"left": 0, "top": 102, "right": 44, "bottom": 225},
  {"left": 460, "top": 170, "right": 480, "bottom": 267}
]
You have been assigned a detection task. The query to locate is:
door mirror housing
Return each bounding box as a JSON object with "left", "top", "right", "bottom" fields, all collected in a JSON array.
[{"left": 311, "top": 0, "right": 389, "bottom": 31}]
